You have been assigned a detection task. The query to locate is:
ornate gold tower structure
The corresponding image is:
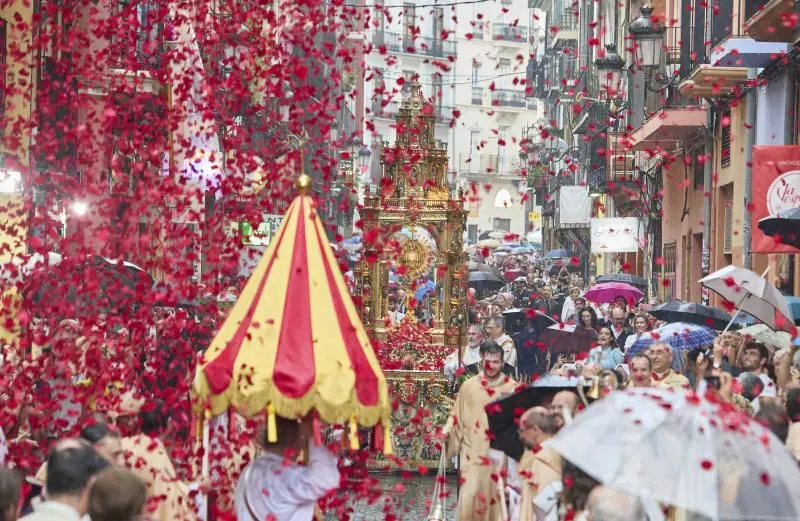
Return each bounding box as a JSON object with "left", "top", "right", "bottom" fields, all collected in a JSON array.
[{"left": 355, "top": 80, "right": 468, "bottom": 348}]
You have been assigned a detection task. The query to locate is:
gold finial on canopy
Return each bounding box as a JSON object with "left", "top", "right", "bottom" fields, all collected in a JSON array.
[{"left": 295, "top": 173, "right": 312, "bottom": 194}]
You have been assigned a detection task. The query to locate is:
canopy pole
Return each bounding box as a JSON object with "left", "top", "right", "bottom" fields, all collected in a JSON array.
[
  {"left": 267, "top": 404, "right": 277, "bottom": 443},
  {"left": 201, "top": 410, "right": 211, "bottom": 521},
  {"left": 720, "top": 267, "right": 770, "bottom": 333}
]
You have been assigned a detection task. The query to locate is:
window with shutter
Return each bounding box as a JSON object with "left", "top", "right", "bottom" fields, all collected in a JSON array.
[
  {"left": 722, "top": 184, "right": 733, "bottom": 254},
  {"left": 493, "top": 218, "right": 511, "bottom": 232},
  {"left": 468, "top": 225, "right": 478, "bottom": 243},
  {"left": 372, "top": 68, "right": 384, "bottom": 115},
  {"left": 663, "top": 242, "right": 677, "bottom": 301},
  {"left": 403, "top": 3, "right": 415, "bottom": 46},
  {"left": 693, "top": 153, "right": 704, "bottom": 189},
  {"left": 721, "top": 109, "right": 731, "bottom": 168},
  {"left": 402, "top": 70, "right": 414, "bottom": 94}
]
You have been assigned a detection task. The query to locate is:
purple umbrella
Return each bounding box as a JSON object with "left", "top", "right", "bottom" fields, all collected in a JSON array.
[{"left": 583, "top": 281, "right": 644, "bottom": 305}]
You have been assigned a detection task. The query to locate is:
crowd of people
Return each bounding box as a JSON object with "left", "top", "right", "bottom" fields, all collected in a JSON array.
[
  {"left": 3, "top": 251, "right": 800, "bottom": 521},
  {"left": 442, "top": 258, "right": 800, "bottom": 521}
]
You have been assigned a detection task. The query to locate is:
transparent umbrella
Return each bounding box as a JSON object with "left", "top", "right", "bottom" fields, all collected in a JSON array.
[
  {"left": 546, "top": 387, "right": 800, "bottom": 521},
  {"left": 700, "top": 265, "right": 795, "bottom": 334}
]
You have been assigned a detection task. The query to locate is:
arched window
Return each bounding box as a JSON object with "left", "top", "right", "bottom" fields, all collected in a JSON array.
[{"left": 493, "top": 188, "right": 512, "bottom": 208}]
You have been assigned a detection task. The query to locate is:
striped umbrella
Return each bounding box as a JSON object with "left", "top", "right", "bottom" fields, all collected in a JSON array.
[
  {"left": 627, "top": 322, "right": 717, "bottom": 357},
  {"left": 192, "top": 175, "right": 391, "bottom": 451}
]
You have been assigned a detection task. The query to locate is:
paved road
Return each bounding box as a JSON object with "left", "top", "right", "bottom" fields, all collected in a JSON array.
[{"left": 331, "top": 474, "right": 458, "bottom": 521}]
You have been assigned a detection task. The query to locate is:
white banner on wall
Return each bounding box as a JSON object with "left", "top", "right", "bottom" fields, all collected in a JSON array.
[
  {"left": 591, "top": 217, "right": 642, "bottom": 253},
  {"left": 558, "top": 186, "right": 591, "bottom": 225}
]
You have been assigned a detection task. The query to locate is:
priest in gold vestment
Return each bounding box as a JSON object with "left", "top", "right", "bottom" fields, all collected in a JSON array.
[
  {"left": 516, "top": 407, "right": 562, "bottom": 521},
  {"left": 120, "top": 404, "right": 200, "bottom": 521},
  {"left": 445, "top": 341, "right": 518, "bottom": 521}
]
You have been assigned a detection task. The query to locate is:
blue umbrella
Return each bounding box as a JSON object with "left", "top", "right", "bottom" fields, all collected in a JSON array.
[
  {"left": 627, "top": 322, "right": 716, "bottom": 358},
  {"left": 543, "top": 248, "right": 570, "bottom": 259},
  {"left": 789, "top": 296, "right": 800, "bottom": 324},
  {"left": 414, "top": 279, "right": 437, "bottom": 302}
]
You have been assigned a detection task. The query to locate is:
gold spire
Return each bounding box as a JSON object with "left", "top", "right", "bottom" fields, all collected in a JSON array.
[
  {"left": 398, "top": 77, "right": 431, "bottom": 118},
  {"left": 295, "top": 173, "right": 312, "bottom": 195}
]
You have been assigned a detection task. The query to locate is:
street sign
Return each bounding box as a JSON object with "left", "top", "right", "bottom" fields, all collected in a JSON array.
[
  {"left": 340, "top": 158, "right": 354, "bottom": 183},
  {"left": 240, "top": 215, "right": 284, "bottom": 246},
  {"left": 528, "top": 207, "right": 542, "bottom": 229}
]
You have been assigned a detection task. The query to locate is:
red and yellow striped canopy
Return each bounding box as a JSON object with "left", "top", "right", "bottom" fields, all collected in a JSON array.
[{"left": 192, "top": 175, "right": 389, "bottom": 428}]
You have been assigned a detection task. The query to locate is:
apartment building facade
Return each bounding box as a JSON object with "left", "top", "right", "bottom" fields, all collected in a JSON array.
[{"left": 453, "top": 0, "right": 542, "bottom": 242}]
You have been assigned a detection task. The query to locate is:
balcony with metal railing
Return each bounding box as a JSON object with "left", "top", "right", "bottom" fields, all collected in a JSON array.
[
  {"left": 571, "top": 101, "right": 613, "bottom": 136},
  {"left": 492, "top": 23, "right": 528, "bottom": 45},
  {"left": 371, "top": 100, "right": 453, "bottom": 125},
  {"left": 551, "top": 10, "right": 579, "bottom": 46},
  {"left": 459, "top": 153, "right": 522, "bottom": 178},
  {"left": 491, "top": 88, "right": 526, "bottom": 109},
  {"left": 434, "top": 105, "right": 454, "bottom": 124},
  {"left": 371, "top": 100, "right": 398, "bottom": 121},
  {"left": 679, "top": 0, "right": 789, "bottom": 97},
  {"left": 588, "top": 167, "right": 607, "bottom": 195},
  {"left": 745, "top": 0, "right": 799, "bottom": 41},
  {"left": 373, "top": 32, "right": 458, "bottom": 57}
]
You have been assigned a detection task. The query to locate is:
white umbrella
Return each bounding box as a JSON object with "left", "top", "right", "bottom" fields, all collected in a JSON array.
[
  {"left": 547, "top": 387, "right": 800, "bottom": 521},
  {"left": 699, "top": 265, "right": 795, "bottom": 333},
  {"left": 738, "top": 324, "right": 792, "bottom": 351},
  {"left": 0, "top": 252, "right": 63, "bottom": 286}
]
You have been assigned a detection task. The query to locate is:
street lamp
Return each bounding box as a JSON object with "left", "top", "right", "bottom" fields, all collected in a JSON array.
[
  {"left": 540, "top": 136, "right": 580, "bottom": 163},
  {"left": 594, "top": 44, "right": 626, "bottom": 95},
  {"left": 519, "top": 140, "right": 542, "bottom": 165},
  {"left": 358, "top": 144, "right": 372, "bottom": 171},
  {"left": 71, "top": 201, "right": 89, "bottom": 216},
  {"left": 628, "top": 6, "right": 664, "bottom": 70},
  {"left": 628, "top": 5, "right": 679, "bottom": 92}
]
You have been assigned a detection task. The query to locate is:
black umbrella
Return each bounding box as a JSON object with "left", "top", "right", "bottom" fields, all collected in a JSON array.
[
  {"left": 758, "top": 207, "right": 800, "bottom": 249},
  {"left": 468, "top": 270, "right": 505, "bottom": 291},
  {"left": 467, "top": 261, "right": 494, "bottom": 273},
  {"left": 596, "top": 273, "right": 648, "bottom": 289},
  {"left": 486, "top": 375, "right": 588, "bottom": 461},
  {"left": 24, "top": 255, "right": 154, "bottom": 317},
  {"left": 648, "top": 300, "right": 737, "bottom": 331},
  {"left": 538, "top": 324, "right": 598, "bottom": 355}
]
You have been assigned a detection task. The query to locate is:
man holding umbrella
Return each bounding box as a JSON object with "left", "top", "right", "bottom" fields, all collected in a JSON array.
[{"left": 445, "top": 342, "right": 517, "bottom": 521}]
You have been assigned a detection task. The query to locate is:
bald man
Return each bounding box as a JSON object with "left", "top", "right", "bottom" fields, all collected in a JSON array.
[
  {"left": 549, "top": 391, "right": 579, "bottom": 429},
  {"left": 515, "top": 407, "right": 562, "bottom": 521},
  {"left": 586, "top": 486, "right": 645, "bottom": 521}
]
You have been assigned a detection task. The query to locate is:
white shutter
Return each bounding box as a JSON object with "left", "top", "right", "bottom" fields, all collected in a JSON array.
[{"left": 723, "top": 186, "right": 733, "bottom": 254}]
